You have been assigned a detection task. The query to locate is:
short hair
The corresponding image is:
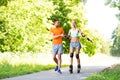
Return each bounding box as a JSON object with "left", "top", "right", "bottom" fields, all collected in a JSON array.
[{"left": 53, "top": 19, "right": 59, "bottom": 23}]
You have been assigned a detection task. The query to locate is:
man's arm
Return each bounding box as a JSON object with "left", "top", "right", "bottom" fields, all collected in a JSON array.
[{"left": 51, "top": 32, "right": 63, "bottom": 39}]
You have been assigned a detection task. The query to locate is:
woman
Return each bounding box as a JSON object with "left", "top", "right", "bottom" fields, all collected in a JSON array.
[{"left": 68, "top": 20, "right": 92, "bottom": 74}]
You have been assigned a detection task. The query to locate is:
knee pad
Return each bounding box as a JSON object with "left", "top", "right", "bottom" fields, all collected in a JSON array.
[
  {"left": 70, "top": 53, "right": 74, "bottom": 58},
  {"left": 76, "top": 54, "right": 79, "bottom": 59}
]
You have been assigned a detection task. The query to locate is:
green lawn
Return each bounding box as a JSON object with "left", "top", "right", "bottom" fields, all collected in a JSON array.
[
  {"left": 0, "top": 62, "right": 54, "bottom": 79},
  {"left": 0, "top": 53, "right": 68, "bottom": 79},
  {"left": 86, "top": 64, "right": 120, "bottom": 80}
]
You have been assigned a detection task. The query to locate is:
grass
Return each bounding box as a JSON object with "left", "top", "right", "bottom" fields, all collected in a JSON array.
[
  {"left": 86, "top": 64, "right": 120, "bottom": 80},
  {"left": 0, "top": 52, "right": 68, "bottom": 79}
]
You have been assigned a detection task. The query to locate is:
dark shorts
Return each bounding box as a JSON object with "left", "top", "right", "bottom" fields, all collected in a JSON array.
[
  {"left": 52, "top": 44, "right": 63, "bottom": 54},
  {"left": 70, "top": 42, "right": 81, "bottom": 50}
]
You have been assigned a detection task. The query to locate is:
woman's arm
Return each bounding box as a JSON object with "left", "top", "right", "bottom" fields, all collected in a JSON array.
[
  {"left": 78, "top": 29, "right": 85, "bottom": 37},
  {"left": 78, "top": 29, "right": 93, "bottom": 42},
  {"left": 63, "top": 29, "right": 71, "bottom": 40}
]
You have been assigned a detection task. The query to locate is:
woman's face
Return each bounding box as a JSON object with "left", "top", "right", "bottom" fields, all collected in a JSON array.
[{"left": 72, "top": 21, "right": 76, "bottom": 27}]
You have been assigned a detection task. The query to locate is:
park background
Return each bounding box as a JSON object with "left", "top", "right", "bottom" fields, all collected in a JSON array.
[{"left": 0, "top": 0, "right": 120, "bottom": 79}]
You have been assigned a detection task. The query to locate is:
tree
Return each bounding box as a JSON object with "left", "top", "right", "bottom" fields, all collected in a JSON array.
[
  {"left": 111, "top": 24, "right": 120, "bottom": 56},
  {"left": 105, "top": 0, "right": 120, "bottom": 56},
  {"left": 105, "top": 0, "right": 120, "bottom": 20},
  {"left": 48, "top": 0, "right": 71, "bottom": 53},
  {"left": 48, "top": 0, "right": 98, "bottom": 56},
  {"left": 0, "top": 0, "right": 8, "bottom": 6},
  {"left": 0, "top": 0, "right": 99, "bottom": 56},
  {"left": 0, "top": 0, "right": 54, "bottom": 53}
]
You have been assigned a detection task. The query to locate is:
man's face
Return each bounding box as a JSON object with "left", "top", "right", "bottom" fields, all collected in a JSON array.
[{"left": 54, "top": 21, "right": 60, "bottom": 27}]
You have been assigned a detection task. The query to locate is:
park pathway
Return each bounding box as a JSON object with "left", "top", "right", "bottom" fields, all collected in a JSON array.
[{"left": 1, "top": 53, "right": 120, "bottom": 80}]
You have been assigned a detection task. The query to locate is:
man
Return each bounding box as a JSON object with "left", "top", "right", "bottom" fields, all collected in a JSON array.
[{"left": 50, "top": 20, "right": 64, "bottom": 74}]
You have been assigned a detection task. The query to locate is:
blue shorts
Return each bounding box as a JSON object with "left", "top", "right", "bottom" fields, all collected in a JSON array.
[
  {"left": 70, "top": 42, "right": 81, "bottom": 50},
  {"left": 52, "top": 44, "right": 63, "bottom": 54}
]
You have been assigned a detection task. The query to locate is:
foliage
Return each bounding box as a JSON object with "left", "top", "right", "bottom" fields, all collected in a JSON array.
[
  {"left": 86, "top": 64, "right": 120, "bottom": 80},
  {"left": 110, "top": 24, "right": 120, "bottom": 56},
  {"left": 48, "top": 0, "right": 71, "bottom": 53},
  {"left": 105, "top": 0, "right": 120, "bottom": 56},
  {"left": 68, "top": 4, "right": 98, "bottom": 56},
  {"left": 0, "top": 0, "right": 99, "bottom": 56},
  {"left": 105, "top": 0, "right": 120, "bottom": 8},
  {"left": 105, "top": 0, "right": 120, "bottom": 20},
  {"left": 0, "top": 0, "right": 53, "bottom": 53},
  {"left": 48, "top": 0, "right": 98, "bottom": 55},
  {"left": 0, "top": 0, "right": 8, "bottom": 6}
]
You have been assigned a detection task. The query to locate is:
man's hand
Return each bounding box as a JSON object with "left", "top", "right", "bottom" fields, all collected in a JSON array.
[
  {"left": 64, "top": 35, "right": 70, "bottom": 40},
  {"left": 60, "top": 34, "right": 64, "bottom": 37}
]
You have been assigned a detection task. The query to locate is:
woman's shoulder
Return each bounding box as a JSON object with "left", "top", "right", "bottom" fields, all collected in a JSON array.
[
  {"left": 76, "top": 28, "right": 81, "bottom": 31},
  {"left": 76, "top": 28, "right": 79, "bottom": 30}
]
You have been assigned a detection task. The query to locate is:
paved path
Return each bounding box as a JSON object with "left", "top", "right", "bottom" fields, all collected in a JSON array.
[
  {"left": 1, "top": 53, "right": 120, "bottom": 80},
  {"left": 1, "top": 66, "right": 106, "bottom": 80}
]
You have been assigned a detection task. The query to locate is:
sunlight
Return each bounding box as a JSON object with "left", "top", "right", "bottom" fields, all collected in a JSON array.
[{"left": 85, "top": 0, "right": 119, "bottom": 39}]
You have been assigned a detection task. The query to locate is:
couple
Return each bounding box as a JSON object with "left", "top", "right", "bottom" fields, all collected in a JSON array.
[{"left": 50, "top": 20, "right": 92, "bottom": 74}]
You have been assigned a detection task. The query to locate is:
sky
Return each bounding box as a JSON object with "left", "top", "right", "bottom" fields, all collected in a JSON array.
[{"left": 85, "top": 0, "right": 119, "bottom": 39}]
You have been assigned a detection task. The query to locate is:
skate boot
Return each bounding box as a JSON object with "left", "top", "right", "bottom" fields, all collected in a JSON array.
[
  {"left": 77, "top": 64, "right": 81, "bottom": 73},
  {"left": 69, "top": 65, "right": 73, "bottom": 74}
]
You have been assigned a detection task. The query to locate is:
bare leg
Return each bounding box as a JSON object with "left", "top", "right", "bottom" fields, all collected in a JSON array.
[
  {"left": 58, "top": 54, "right": 62, "bottom": 68},
  {"left": 70, "top": 48, "right": 74, "bottom": 65},
  {"left": 69, "top": 48, "right": 74, "bottom": 73},
  {"left": 57, "top": 53, "right": 62, "bottom": 74},
  {"left": 76, "top": 49, "right": 80, "bottom": 65},
  {"left": 53, "top": 54, "right": 58, "bottom": 65},
  {"left": 76, "top": 49, "right": 81, "bottom": 73}
]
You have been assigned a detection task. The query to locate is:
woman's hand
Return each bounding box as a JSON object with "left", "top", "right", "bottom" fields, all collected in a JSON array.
[{"left": 64, "top": 35, "right": 71, "bottom": 40}]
